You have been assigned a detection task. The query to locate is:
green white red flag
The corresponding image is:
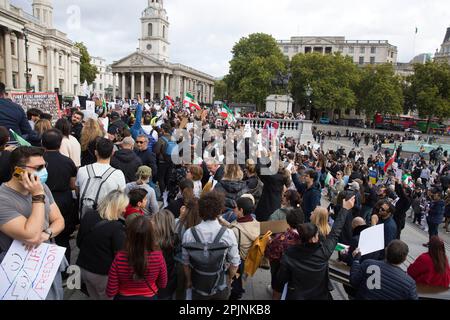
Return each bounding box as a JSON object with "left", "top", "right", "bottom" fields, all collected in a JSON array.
[{"left": 183, "top": 93, "right": 201, "bottom": 111}]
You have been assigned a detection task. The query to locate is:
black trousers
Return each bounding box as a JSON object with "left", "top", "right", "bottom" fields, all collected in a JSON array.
[{"left": 157, "top": 162, "right": 172, "bottom": 194}]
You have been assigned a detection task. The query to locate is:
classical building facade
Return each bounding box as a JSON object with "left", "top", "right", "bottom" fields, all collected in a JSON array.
[
  {"left": 89, "top": 56, "right": 114, "bottom": 99},
  {"left": 278, "top": 36, "right": 398, "bottom": 65},
  {"left": 111, "top": 0, "right": 215, "bottom": 102},
  {"left": 0, "top": 0, "right": 81, "bottom": 95},
  {"left": 435, "top": 27, "right": 450, "bottom": 64}
]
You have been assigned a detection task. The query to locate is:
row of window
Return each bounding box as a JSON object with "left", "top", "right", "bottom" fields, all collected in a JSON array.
[
  {"left": 148, "top": 23, "right": 167, "bottom": 39},
  {"left": 283, "top": 45, "right": 378, "bottom": 54}
]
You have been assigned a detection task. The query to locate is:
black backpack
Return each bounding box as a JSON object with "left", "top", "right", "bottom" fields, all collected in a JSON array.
[{"left": 183, "top": 227, "right": 230, "bottom": 296}]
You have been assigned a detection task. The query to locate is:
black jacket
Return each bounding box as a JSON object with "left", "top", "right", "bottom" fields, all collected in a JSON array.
[
  {"left": 111, "top": 149, "right": 142, "bottom": 183},
  {"left": 394, "top": 182, "right": 411, "bottom": 229},
  {"left": 135, "top": 148, "right": 158, "bottom": 179},
  {"left": 71, "top": 122, "right": 83, "bottom": 141},
  {"left": 274, "top": 209, "right": 350, "bottom": 300},
  {"left": 214, "top": 180, "right": 248, "bottom": 209}
]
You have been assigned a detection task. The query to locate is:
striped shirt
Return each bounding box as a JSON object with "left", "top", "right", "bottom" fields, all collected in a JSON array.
[{"left": 106, "top": 251, "right": 168, "bottom": 298}]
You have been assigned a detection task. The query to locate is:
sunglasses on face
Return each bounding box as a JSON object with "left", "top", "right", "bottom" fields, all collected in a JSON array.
[
  {"left": 136, "top": 141, "right": 145, "bottom": 145},
  {"left": 22, "top": 163, "right": 47, "bottom": 172}
]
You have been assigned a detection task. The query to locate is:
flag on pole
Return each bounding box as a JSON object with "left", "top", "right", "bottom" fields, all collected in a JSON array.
[
  {"left": 9, "top": 129, "right": 31, "bottom": 147},
  {"left": 220, "top": 104, "right": 236, "bottom": 124},
  {"left": 384, "top": 151, "right": 397, "bottom": 173},
  {"left": 183, "top": 93, "right": 201, "bottom": 111}
]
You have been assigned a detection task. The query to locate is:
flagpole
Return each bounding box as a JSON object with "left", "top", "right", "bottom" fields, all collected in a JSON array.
[{"left": 413, "top": 26, "right": 417, "bottom": 58}]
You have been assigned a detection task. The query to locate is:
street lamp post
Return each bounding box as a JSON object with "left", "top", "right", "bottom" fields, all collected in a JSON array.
[
  {"left": 306, "top": 84, "right": 313, "bottom": 120},
  {"left": 22, "top": 27, "right": 30, "bottom": 92}
]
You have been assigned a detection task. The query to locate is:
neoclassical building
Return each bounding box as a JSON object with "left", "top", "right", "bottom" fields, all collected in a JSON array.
[
  {"left": 89, "top": 56, "right": 114, "bottom": 99},
  {"left": 111, "top": 0, "right": 215, "bottom": 103},
  {"left": 0, "top": 0, "right": 81, "bottom": 95},
  {"left": 435, "top": 27, "right": 450, "bottom": 64}
]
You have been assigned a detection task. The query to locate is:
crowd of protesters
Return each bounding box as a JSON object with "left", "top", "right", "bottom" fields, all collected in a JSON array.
[{"left": 0, "top": 81, "right": 448, "bottom": 301}]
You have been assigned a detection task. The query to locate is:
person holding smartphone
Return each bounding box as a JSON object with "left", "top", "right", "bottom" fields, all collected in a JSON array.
[{"left": 0, "top": 146, "right": 66, "bottom": 300}]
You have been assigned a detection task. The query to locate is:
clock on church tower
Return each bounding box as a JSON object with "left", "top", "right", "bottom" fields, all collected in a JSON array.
[{"left": 139, "top": 0, "right": 170, "bottom": 61}]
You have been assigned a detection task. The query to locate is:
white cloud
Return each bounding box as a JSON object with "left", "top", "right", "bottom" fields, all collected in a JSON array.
[{"left": 10, "top": 0, "right": 450, "bottom": 77}]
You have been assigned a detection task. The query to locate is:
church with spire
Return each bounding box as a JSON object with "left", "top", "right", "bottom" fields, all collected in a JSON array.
[
  {"left": 435, "top": 27, "right": 450, "bottom": 64},
  {"left": 0, "top": 0, "right": 81, "bottom": 95},
  {"left": 112, "top": 0, "right": 215, "bottom": 102}
]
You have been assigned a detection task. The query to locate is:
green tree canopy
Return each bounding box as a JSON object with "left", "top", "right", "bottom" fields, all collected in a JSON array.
[
  {"left": 357, "top": 63, "right": 404, "bottom": 117},
  {"left": 290, "top": 53, "right": 359, "bottom": 113},
  {"left": 226, "top": 33, "right": 287, "bottom": 111},
  {"left": 75, "top": 42, "right": 98, "bottom": 85},
  {"left": 408, "top": 61, "right": 450, "bottom": 122},
  {"left": 213, "top": 79, "right": 229, "bottom": 102}
]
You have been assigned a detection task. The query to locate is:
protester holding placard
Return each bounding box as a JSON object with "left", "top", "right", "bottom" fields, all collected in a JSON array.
[{"left": 0, "top": 146, "right": 66, "bottom": 300}]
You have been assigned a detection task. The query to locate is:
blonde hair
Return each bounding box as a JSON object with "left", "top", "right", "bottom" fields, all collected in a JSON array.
[
  {"left": 35, "top": 119, "right": 52, "bottom": 135},
  {"left": 223, "top": 164, "right": 243, "bottom": 181},
  {"left": 80, "top": 118, "right": 104, "bottom": 151},
  {"left": 246, "top": 159, "right": 257, "bottom": 175},
  {"left": 98, "top": 190, "right": 129, "bottom": 221},
  {"left": 152, "top": 210, "right": 176, "bottom": 250},
  {"left": 311, "top": 207, "right": 331, "bottom": 237}
]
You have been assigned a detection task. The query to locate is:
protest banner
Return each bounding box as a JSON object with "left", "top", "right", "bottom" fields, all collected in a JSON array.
[
  {"left": 11, "top": 92, "right": 61, "bottom": 121},
  {"left": 0, "top": 240, "right": 66, "bottom": 300}
]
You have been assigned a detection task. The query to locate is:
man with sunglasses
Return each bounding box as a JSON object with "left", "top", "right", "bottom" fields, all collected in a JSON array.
[
  {"left": 0, "top": 146, "right": 66, "bottom": 299},
  {"left": 371, "top": 200, "right": 398, "bottom": 260},
  {"left": 134, "top": 134, "right": 157, "bottom": 181}
]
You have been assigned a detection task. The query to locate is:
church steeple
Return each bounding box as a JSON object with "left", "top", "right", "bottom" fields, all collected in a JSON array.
[{"left": 139, "top": 0, "right": 170, "bottom": 61}]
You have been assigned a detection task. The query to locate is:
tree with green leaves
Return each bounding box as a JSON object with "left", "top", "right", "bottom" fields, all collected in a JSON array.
[
  {"left": 356, "top": 63, "right": 404, "bottom": 118},
  {"left": 226, "top": 33, "right": 287, "bottom": 111},
  {"left": 407, "top": 61, "right": 450, "bottom": 131},
  {"left": 290, "top": 53, "right": 359, "bottom": 117},
  {"left": 213, "top": 79, "right": 229, "bottom": 102},
  {"left": 75, "top": 42, "right": 98, "bottom": 85}
]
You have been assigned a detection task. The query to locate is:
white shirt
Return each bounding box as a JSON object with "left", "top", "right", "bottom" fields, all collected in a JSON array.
[
  {"left": 60, "top": 135, "right": 81, "bottom": 167},
  {"left": 193, "top": 180, "right": 203, "bottom": 199},
  {"left": 76, "top": 163, "right": 126, "bottom": 203},
  {"left": 182, "top": 219, "right": 240, "bottom": 267}
]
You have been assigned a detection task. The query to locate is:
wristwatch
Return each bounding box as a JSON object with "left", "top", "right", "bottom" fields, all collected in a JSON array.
[
  {"left": 32, "top": 194, "right": 46, "bottom": 203},
  {"left": 43, "top": 228, "right": 53, "bottom": 240}
]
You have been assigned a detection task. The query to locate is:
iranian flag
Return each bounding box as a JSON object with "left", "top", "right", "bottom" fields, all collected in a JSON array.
[
  {"left": 384, "top": 151, "right": 397, "bottom": 173},
  {"left": 183, "top": 93, "right": 201, "bottom": 111},
  {"left": 220, "top": 104, "right": 236, "bottom": 124},
  {"left": 165, "top": 95, "right": 175, "bottom": 109}
]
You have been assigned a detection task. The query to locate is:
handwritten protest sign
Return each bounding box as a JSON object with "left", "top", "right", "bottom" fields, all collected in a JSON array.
[
  {"left": 0, "top": 241, "right": 66, "bottom": 300},
  {"left": 11, "top": 93, "right": 61, "bottom": 121}
]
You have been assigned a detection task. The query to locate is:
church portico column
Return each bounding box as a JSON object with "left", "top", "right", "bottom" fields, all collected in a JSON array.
[
  {"left": 160, "top": 73, "right": 165, "bottom": 99},
  {"left": 150, "top": 73, "right": 155, "bottom": 101},
  {"left": 121, "top": 73, "right": 126, "bottom": 99},
  {"left": 131, "top": 73, "right": 136, "bottom": 99},
  {"left": 140, "top": 73, "right": 145, "bottom": 99},
  {"left": 113, "top": 73, "right": 117, "bottom": 100},
  {"left": 165, "top": 74, "right": 170, "bottom": 96}
]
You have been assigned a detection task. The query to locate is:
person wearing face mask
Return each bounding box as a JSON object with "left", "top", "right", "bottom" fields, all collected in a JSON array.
[
  {"left": 42, "top": 129, "right": 78, "bottom": 265},
  {"left": 0, "top": 146, "right": 66, "bottom": 300}
]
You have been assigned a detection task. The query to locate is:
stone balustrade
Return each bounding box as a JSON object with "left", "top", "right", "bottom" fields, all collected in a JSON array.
[{"left": 237, "top": 118, "right": 314, "bottom": 144}]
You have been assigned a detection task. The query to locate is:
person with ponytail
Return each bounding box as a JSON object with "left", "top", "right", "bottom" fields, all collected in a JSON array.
[{"left": 106, "top": 216, "right": 168, "bottom": 300}]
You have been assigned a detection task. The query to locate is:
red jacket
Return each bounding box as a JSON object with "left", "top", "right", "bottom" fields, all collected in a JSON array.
[{"left": 407, "top": 253, "right": 450, "bottom": 288}]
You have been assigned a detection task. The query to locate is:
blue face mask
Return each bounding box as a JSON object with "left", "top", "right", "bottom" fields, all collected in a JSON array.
[{"left": 35, "top": 168, "right": 48, "bottom": 184}]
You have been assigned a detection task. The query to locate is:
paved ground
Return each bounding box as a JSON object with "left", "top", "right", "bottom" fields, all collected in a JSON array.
[{"left": 64, "top": 138, "right": 450, "bottom": 300}]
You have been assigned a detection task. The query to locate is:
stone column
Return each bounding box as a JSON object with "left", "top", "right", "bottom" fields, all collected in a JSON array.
[
  {"left": 112, "top": 73, "right": 117, "bottom": 100},
  {"left": 150, "top": 73, "right": 155, "bottom": 101},
  {"left": 46, "top": 47, "right": 52, "bottom": 91},
  {"left": 140, "top": 73, "right": 145, "bottom": 99},
  {"left": 183, "top": 77, "right": 187, "bottom": 96},
  {"left": 160, "top": 73, "right": 165, "bottom": 99},
  {"left": 165, "top": 74, "right": 170, "bottom": 96},
  {"left": 210, "top": 86, "right": 214, "bottom": 103},
  {"left": 68, "top": 55, "right": 72, "bottom": 94},
  {"left": 121, "top": 73, "right": 126, "bottom": 99},
  {"left": 175, "top": 76, "right": 181, "bottom": 100},
  {"left": 131, "top": 73, "right": 135, "bottom": 99},
  {"left": 4, "top": 31, "right": 13, "bottom": 89},
  {"left": 205, "top": 85, "right": 209, "bottom": 104},
  {"left": 17, "top": 35, "right": 26, "bottom": 91},
  {"left": 65, "top": 53, "right": 69, "bottom": 93}
]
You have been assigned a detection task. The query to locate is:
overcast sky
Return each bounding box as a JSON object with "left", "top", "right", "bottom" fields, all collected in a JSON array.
[{"left": 11, "top": 0, "right": 450, "bottom": 77}]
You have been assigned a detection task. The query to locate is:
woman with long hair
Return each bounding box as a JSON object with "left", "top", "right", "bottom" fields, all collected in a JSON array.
[
  {"left": 80, "top": 118, "right": 104, "bottom": 166},
  {"left": 106, "top": 216, "right": 168, "bottom": 300},
  {"left": 55, "top": 118, "right": 81, "bottom": 167},
  {"left": 152, "top": 210, "right": 179, "bottom": 299},
  {"left": 35, "top": 119, "right": 52, "bottom": 136},
  {"left": 76, "top": 190, "right": 129, "bottom": 300},
  {"left": 311, "top": 207, "right": 332, "bottom": 239},
  {"left": 408, "top": 236, "right": 450, "bottom": 288},
  {"left": 244, "top": 159, "right": 264, "bottom": 207}
]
